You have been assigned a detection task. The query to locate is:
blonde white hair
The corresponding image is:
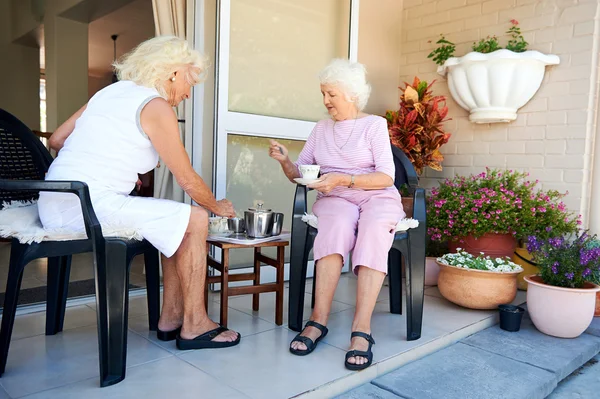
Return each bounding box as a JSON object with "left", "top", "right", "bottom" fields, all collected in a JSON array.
[
  {"left": 318, "top": 59, "right": 371, "bottom": 111},
  {"left": 113, "top": 35, "right": 209, "bottom": 98}
]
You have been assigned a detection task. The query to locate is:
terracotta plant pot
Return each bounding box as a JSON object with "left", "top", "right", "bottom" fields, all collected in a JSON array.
[
  {"left": 595, "top": 292, "right": 600, "bottom": 317},
  {"left": 425, "top": 257, "right": 440, "bottom": 286},
  {"left": 511, "top": 247, "right": 539, "bottom": 291},
  {"left": 448, "top": 233, "right": 516, "bottom": 258},
  {"left": 525, "top": 275, "right": 600, "bottom": 338},
  {"left": 436, "top": 261, "right": 520, "bottom": 310},
  {"left": 401, "top": 196, "right": 413, "bottom": 218}
]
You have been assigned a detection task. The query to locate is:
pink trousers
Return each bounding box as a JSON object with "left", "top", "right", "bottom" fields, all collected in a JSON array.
[{"left": 312, "top": 189, "right": 405, "bottom": 275}]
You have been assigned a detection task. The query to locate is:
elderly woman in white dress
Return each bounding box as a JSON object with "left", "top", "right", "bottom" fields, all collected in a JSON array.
[
  {"left": 38, "top": 36, "right": 240, "bottom": 350},
  {"left": 269, "top": 59, "right": 404, "bottom": 370}
]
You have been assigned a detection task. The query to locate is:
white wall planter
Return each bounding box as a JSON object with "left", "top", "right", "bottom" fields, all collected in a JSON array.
[{"left": 437, "top": 50, "right": 560, "bottom": 124}]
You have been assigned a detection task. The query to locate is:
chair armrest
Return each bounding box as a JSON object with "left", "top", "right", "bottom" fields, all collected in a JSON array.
[
  {"left": 0, "top": 179, "right": 103, "bottom": 243},
  {"left": 412, "top": 187, "right": 426, "bottom": 224},
  {"left": 292, "top": 185, "right": 308, "bottom": 219}
]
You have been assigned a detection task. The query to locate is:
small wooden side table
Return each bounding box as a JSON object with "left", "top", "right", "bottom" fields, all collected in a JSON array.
[{"left": 206, "top": 239, "right": 289, "bottom": 327}]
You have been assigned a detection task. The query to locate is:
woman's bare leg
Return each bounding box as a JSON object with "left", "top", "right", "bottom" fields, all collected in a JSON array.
[
  {"left": 290, "top": 254, "right": 343, "bottom": 351},
  {"left": 346, "top": 266, "right": 385, "bottom": 365}
]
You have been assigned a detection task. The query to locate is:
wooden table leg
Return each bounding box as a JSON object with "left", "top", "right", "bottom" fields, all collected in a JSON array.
[
  {"left": 253, "top": 247, "right": 261, "bottom": 311},
  {"left": 275, "top": 246, "right": 285, "bottom": 326},
  {"left": 220, "top": 248, "right": 229, "bottom": 328},
  {"left": 204, "top": 242, "right": 211, "bottom": 312}
]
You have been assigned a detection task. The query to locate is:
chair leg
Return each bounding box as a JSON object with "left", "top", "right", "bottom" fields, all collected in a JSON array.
[
  {"left": 46, "top": 255, "right": 72, "bottom": 335},
  {"left": 405, "top": 246, "right": 425, "bottom": 341},
  {"left": 288, "top": 232, "right": 314, "bottom": 332},
  {"left": 310, "top": 264, "right": 317, "bottom": 309},
  {"left": 388, "top": 249, "right": 403, "bottom": 315},
  {"left": 143, "top": 245, "right": 160, "bottom": 331},
  {"left": 0, "top": 243, "right": 27, "bottom": 376},
  {"left": 95, "top": 239, "right": 130, "bottom": 387}
]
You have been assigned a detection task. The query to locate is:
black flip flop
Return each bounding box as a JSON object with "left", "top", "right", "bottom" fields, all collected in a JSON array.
[
  {"left": 345, "top": 331, "right": 375, "bottom": 371},
  {"left": 176, "top": 326, "right": 241, "bottom": 350},
  {"left": 289, "top": 320, "right": 329, "bottom": 356},
  {"left": 157, "top": 327, "right": 181, "bottom": 342}
]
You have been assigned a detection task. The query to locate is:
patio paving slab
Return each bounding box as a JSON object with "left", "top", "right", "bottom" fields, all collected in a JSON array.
[
  {"left": 586, "top": 316, "right": 600, "bottom": 337},
  {"left": 547, "top": 354, "right": 600, "bottom": 398},
  {"left": 335, "top": 383, "right": 400, "bottom": 399},
  {"left": 372, "top": 342, "right": 557, "bottom": 399},
  {"left": 462, "top": 319, "right": 600, "bottom": 380}
]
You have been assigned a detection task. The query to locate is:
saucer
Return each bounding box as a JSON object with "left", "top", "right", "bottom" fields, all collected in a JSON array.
[{"left": 294, "top": 177, "right": 322, "bottom": 186}]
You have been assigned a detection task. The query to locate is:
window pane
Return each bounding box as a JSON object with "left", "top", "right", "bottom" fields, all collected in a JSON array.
[
  {"left": 228, "top": 0, "right": 351, "bottom": 121},
  {"left": 226, "top": 134, "right": 316, "bottom": 268}
]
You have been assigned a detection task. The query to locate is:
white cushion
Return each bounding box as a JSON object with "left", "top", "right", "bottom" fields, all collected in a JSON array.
[
  {"left": 0, "top": 201, "right": 143, "bottom": 244},
  {"left": 301, "top": 213, "right": 419, "bottom": 231}
]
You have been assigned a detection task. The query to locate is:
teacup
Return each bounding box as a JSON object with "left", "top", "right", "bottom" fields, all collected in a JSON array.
[
  {"left": 208, "top": 217, "right": 228, "bottom": 234},
  {"left": 298, "top": 165, "right": 320, "bottom": 180}
]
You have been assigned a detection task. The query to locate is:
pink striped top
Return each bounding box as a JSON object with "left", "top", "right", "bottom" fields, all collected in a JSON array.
[{"left": 295, "top": 115, "right": 397, "bottom": 197}]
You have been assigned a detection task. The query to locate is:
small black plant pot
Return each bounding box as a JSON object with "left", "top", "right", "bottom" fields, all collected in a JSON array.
[{"left": 498, "top": 304, "right": 525, "bottom": 332}]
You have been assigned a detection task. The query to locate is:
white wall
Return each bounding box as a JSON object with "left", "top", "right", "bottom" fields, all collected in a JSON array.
[{"left": 400, "top": 0, "right": 600, "bottom": 229}]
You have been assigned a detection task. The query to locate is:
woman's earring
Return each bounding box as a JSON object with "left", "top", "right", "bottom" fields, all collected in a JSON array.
[{"left": 171, "top": 77, "right": 176, "bottom": 82}]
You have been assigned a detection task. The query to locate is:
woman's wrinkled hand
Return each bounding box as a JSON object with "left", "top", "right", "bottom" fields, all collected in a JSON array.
[
  {"left": 307, "top": 173, "right": 346, "bottom": 195},
  {"left": 268, "top": 140, "right": 289, "bottom": 163},
  {"left": 214, "top": 199, "right": 236, "bottom": 218}
]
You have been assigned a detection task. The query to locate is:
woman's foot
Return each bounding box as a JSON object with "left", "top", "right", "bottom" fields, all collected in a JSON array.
[
  {"left": 290, "top": 320, "right": 328, "bottom": 355},
  {"left": 345, "top": 331, "right": 375, "bottom": 370},
  {"left": 180, "top": 319, "right": 239, "bottom": 343}
]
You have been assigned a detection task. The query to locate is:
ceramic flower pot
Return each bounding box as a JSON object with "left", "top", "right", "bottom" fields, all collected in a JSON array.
[
  {"left": 425, "top": 257, "right": 440, "bottom": 286},
  {"left": 436, "top": 262, "right": 520, "bottom": 309},
  {"left": 438, "top": 49, "right": 560, "bottom": 123},
  {"left": 525, "top": 275, "right": 600, "bottom": 338},
  {"left": 448, "top": 233, "right": 516, "bottom": 259},
  {"left": 511, "top": 247, "right": 539, "bottom": 291},
  {"left": 594, "top": 291, "right": 600, "bottom": 317}
]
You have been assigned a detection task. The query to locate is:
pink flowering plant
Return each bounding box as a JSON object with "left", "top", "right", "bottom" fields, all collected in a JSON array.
[
  {"left": 527, "top": 232, "right": 600, "bottom": 289},
  {"left": 427, "top": 168, "right": 579, "bottom": 242}
]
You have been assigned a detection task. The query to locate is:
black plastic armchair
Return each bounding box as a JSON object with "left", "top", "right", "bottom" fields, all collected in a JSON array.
[
  {"left": 0, "top": 108, "right": 160, "bottom": 387},
  {"left": 287, "top": 145, "right": 427, "bottom": 341}
]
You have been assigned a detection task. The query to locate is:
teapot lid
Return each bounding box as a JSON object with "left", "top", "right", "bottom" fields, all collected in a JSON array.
[{"left": 248, "top": 202, "right": 272, "bottom": 213}]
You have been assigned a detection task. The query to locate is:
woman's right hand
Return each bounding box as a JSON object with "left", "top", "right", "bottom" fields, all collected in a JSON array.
[
  {"left": 214, "top": 199, "right": 236, "bottom": 218},
  {"left": 269, "top": 140, "right": 289, "bottom": 163}
]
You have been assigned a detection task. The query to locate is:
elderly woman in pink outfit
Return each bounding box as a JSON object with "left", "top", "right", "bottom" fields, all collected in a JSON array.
[{"left": 269, "top": 59, "right": 405, "bottom": 370}]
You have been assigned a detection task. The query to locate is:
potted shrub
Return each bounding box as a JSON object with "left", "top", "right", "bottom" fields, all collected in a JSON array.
[
  {"left": 428, "top": 20, "right": 559, "bottom": 123},
  {"left": 584, "top": 238, "right": 600, "bottom": 317},
  {"left": 386, "top": 77, "right": 451, "bottom": 175},
  {"left": 525, "top": 233, "right": 600, "bottom": 338},
  {"left": 436, "top": 250, "right": 523, "bottom": 309},
  {"left": 428, "top": 168, "right": 528, "bottom": 257},
  {"left": 512, "top": 187, "right": 579, "bottom": 290}
]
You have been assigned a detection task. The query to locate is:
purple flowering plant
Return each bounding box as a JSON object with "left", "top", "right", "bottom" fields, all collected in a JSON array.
[
  {"left": 427, "top": 168, "right": 579, "bottom": 242},
  {"left": 527, "top": 232, "right": 600, "bottom": 289}
]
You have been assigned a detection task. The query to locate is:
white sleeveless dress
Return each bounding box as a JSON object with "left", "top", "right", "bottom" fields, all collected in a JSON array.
[{"left": 38, "top": 80, "right": 191, "bottom": 257}]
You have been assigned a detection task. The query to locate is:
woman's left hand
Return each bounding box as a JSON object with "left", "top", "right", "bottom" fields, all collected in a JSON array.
[{"left": 308, "top": 173, "right": 346, "bottom": 194}]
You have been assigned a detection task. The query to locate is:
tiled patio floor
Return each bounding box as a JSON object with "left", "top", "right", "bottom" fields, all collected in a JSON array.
[{"left": 0, "top": 274, "right": 526, "bottom": 398}]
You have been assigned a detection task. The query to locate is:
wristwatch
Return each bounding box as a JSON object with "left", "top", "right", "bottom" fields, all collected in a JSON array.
[{"left": 348, "top": 175, "right": 355, "bottom": 188}]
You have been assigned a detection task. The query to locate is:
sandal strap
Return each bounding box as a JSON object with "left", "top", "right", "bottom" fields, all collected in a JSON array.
[
  {"left": 305, "top": 320, "right": 328, "bottom": 336},
  {"left": 194, "top": 326, "right": 229, "bottom": 341},
  {"left": 291, "top": 334, "right": 315, "bottom": 348},
  {"left": 345, "top": 349, "right": 372, "bottom": 360},
  {"left": 351, "top": 331, "right": 375, "bottom": 345}
]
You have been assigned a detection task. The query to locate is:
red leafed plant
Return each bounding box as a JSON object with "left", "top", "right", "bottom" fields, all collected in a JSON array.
[{"left": 386, "top": 77, "right": 451, "bottom": 174}]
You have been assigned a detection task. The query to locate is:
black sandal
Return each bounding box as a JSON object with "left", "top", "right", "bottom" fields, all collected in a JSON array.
[
  {"left": 157, "top": 327, "right": 181, "bottom": 342},
  {"left": 345, "top": 331, "right": 375, "bottom": 371},
  {"left": 176, "top": 326, "right": 241, "bottom": 350},
  {"left": 289, "top": 320, "right": 329, "bottom": 356}
]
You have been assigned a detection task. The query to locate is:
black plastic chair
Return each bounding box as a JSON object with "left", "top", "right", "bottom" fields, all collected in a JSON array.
[
  {"left": 287, "top": 145, "right": 427, "bottom": 341},
  {"left": 0, "top": 108, "right": 161, "bottom": 387}
]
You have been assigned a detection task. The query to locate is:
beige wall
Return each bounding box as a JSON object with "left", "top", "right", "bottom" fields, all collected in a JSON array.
[
  {"left": 358, "top": 0, "right": 403, "bottom": 115},
  {"left": 88, "top": 74, "right": 112, "bottom": 99},
  {"left": 0, "top": 1, "right": 41, "bottom": 130},
  {"left": 400, "top": 0, "right": 600, "bottom": 229}
]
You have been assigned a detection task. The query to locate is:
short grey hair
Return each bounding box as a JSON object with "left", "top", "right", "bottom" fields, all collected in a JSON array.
[{"left": 318, "top": 59, "right": 371, "bottom": 111}]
